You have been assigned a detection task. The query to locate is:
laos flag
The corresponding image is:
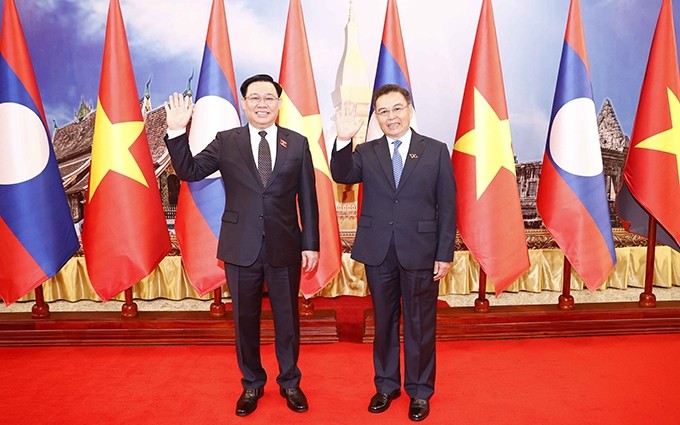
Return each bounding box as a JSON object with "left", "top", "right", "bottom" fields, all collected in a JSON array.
[
  {"left": 174, "top": 0, "right": 241, "bottom": 295},
  {"left": 361, "top": 0, "right": 416, "bottom": 215},
  {"left": 366, "top": 0, "right": 417, "bottom": 142},
  {"left": 536, "top": 0, "right": 616, "bottom": 291},
  {"left": 0, "top": 0, "right": 78, "bottom": 305}
]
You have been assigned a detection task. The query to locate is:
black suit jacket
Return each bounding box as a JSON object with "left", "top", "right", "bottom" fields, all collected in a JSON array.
[
  {"left": 330, "top": 130, "right": 456, "bottom": 269},
  {"left": 166, "top": 124, "right": 319, "bottom": 267}
]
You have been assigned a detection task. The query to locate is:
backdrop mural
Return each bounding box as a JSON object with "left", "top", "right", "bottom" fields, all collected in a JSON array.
[{"left": 3, "top": 0, "right": 679, "bottom": 231}]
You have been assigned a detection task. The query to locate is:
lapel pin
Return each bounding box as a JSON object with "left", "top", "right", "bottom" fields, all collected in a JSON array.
[
  {"left": 280, "top": 139, "right": 288, "bottom": 148},
  {"left": 409, "top": 153, "right": 418, "bottom": 159}
]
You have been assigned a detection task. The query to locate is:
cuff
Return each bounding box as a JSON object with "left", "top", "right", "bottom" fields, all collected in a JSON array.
[{"left": 167, "top": 128, "right": 186, "bottom": 139}]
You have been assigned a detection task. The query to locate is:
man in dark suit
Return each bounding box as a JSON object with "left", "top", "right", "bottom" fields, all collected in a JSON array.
[
  {"left": 164, "top": 74, "right": 319, "bottom": 417},
  {"left": 331, "top": 84, "right": 456, "bottom": 422}
]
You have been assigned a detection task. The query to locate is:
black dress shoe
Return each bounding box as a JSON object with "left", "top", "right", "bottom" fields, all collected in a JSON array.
[
  {"left": 280, "top": 386, "right": 308, "bottom": 412},
  {"left": 368, "top": 390, "right": 401, "bottom": 413},
  {"left": 408, "top": 398, "right": 430, "bottom": 422},
  {"left": 235, "top": 388, "right": 263, "bottom": 417}
]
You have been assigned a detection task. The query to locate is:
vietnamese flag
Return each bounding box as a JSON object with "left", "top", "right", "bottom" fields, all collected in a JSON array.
[
  {"left": 452, "top": 0, "right": 529, "bottom": 295},
  {"left": 278, "top": 0, "right": 342, "bottom": 297},
  {"left": 616, "top": 0, "right": 680, "bottom": 251},
  {"left": 81, "top": 0, "right": 171, "bottom": 301}
]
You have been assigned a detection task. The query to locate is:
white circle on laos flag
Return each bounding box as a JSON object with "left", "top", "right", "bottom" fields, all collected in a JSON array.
[
  {"left": 549, "top": 97, "right": 603, "bottom": 176},
  {"left": 190, "top": 95, "right": 240, "bottom": 180},
  {"left": 0, "top": 102, "right": 50, "bottom": 184}
]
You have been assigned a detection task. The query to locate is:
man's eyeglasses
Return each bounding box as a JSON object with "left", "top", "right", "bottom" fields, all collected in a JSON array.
[
  {"left": 375, "top": 104, "right": 409, "bottom": 118},
  {"left": 245, "top": 95, "right": 279, "bottom": 105}
]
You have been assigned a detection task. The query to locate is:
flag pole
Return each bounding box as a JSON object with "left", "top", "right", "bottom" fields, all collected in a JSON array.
[
  {"left": 210, "top": 287, "right": 225, "bottom": 318},
  {"left": 475, "top": 269, "right": 490, "bottom": 312},
  {"left": 121, "top": 287, "right": 138, "bottom": 318},
  {"left": 640, "top": 215, "right": 658, "bottom": 308},
  {"left": 31, "top": 285, "right": 50, "bottom": 319},
  {"left": 558, "top": 257, "right": 575, "bottom": 310}
]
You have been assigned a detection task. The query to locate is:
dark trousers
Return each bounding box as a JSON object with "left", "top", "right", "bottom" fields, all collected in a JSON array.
[
  {"left": 365, "top": 236, "right": 439, "bottom": 400},
  {"left": 225, "top": 238, "right": 302, "bottom": 390}
]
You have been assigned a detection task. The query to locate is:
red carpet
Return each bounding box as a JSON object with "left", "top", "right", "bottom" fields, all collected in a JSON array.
[{"left": 1, "top": 334, "right": 679, "bottom": 424}]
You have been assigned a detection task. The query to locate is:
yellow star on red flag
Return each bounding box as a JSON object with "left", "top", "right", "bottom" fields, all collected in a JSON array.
[
  {"left": 278, "top": 92, "right": 330, "bottom": 177},
  {"left": 88, "top": 99, "right": 148, "bottom": 200},
  {"left": 635, "top": 87, "right": 680, "bottom": 184},
  {"left": 454, "top": 87, "right": 515, "bottom": 200}
]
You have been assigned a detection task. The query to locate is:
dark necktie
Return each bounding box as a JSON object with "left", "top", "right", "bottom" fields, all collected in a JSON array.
[
  {"left": 392, "top": 139, "right": 403, "bottom": 188},
  {"left": 258, "top": 130, "right": 271, "bottom": 186}
]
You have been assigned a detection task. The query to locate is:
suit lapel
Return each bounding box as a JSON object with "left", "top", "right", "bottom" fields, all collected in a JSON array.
[
  {"left": 397, "top": 131, "right": 426, "bottom": 191},
  {"left": 267, "top": 126, "right": 289, "bottom": 187},
  {"left": 235, "top": 125, "right": 262, "bottom": 186},
  {"left": 374, "top": 136, "right": 395, "bottom": 189}
]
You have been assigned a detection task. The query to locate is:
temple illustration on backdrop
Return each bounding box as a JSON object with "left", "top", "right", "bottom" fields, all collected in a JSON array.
[{"left": 331, "top": 3, "right": 372, "bottom": 239}]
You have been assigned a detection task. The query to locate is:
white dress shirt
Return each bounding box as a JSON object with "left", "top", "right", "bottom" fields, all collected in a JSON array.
[{"left": 249, "top": 124, "right": 277, "bottom": 172}]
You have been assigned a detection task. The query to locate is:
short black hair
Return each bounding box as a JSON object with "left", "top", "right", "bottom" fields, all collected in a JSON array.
[
  {"left": 240, "top": 74, "right": 283, "bottom": 97},
  {"left": 372, "top": 84, "right": 411, "bottom": 109}
]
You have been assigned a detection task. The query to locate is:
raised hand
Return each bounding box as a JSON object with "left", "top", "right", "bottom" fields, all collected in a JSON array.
[
  {"left": 164, "top": 92, "right": 194, "bottom": 131},
  {"left": 335, "top": 101, "right": 364, "bottom": 141}
]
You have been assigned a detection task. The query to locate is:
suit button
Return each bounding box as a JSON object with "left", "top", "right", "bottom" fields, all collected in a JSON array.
[
  {"left": 394, "top": 199, "right": 399, "bottom": 204},
  {"left": 389, "top": 221, "right": 394, "bottom": 225},
  {"left": 262, "top": 194, "right": 268, "bottom": 198},
  {"left": 259, "top": 215, "right": 263, "bottom": 219}
]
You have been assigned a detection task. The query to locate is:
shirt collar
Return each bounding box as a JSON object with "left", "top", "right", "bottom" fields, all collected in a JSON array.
[
  {"left": 249, "top": 124, "right": 277, "bottom": 141},
  {"left": 386, "top": 128, "right": 412, "bottom": 146}
]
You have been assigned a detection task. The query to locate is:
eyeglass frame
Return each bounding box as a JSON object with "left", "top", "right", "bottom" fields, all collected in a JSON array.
[
  {"left": 244, "top": 94, "right": 280, "bottom": 106},
  {"left": 375, "top": 103, "right": 410, "bottom": 118}
]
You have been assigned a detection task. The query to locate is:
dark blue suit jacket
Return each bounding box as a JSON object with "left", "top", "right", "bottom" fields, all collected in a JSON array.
[
  {"left": 165, "top": 125, "right": 319, "bottom": 267},
  {"left": 331, "top": 130, "right": 456, "bottom": 269}
]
